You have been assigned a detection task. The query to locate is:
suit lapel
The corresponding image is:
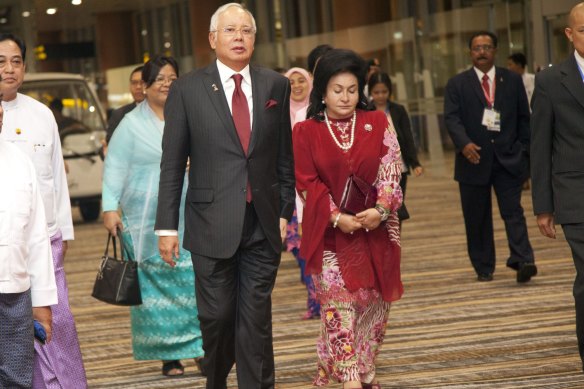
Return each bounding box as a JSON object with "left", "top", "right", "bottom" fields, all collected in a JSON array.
[
  {"left": 561, "top": 55, "right": 584, "bottom": 110},
  {"left": 203, "top": 63, "right": 244, "bottom": 154},
  {"left": 248, "top": 65, "right": 266, "bottom": 156},
  {"left": 466, "top": 68, "right": 488, "bottom": 107}
]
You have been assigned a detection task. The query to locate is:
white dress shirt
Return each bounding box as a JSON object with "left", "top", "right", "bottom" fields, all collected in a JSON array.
[
  {"left": 216, "top": 59, "right": 254, "bottom": 129},
  {"left": 522, "top": 72, "right": 535, "bottom": 105},
  {"left": 473, "top": 66, "right": 496, "bottom": 104},
  {"left": 575, "top": 50, "right": 584, "bottom": 80},
  {"left": 0, "top": 137, "right": 58, "bottom": 307},
  {"left": 1, "top": 93, "right": 74, "bottom": 240}
]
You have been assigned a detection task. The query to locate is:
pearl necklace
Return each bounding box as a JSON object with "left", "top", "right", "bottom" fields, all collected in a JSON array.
[{"left": 324, "top": 110, "right": 356, "bottom": 151}]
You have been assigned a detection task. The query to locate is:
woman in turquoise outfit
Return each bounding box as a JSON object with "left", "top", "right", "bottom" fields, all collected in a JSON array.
[{"left": 102, "top": 55, "right": 204, "bottom": 377}]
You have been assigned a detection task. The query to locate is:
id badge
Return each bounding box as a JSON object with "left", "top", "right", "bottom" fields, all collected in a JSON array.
[{"left": 482, "top": 108, "right": 501, "bottom": 132}]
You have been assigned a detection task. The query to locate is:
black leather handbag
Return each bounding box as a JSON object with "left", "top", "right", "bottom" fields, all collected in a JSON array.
[{"left": 91, "top": 232, "right": 142, "bottom": 306}]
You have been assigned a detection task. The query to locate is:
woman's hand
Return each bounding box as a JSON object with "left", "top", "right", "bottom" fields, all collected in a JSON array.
[
  {"left": 355, "top": 208, "right": 382, "bottom": 231},
  {"left": 336, "top": 213, "right": 362, "bottom": 234},
  {"left": 103, "top": 211, "right": 123, "bottom": 236}
]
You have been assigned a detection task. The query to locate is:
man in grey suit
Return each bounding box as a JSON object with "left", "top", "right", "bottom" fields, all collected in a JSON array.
[
  {"left": 531, "top": 1, "right": 584, "bottom": 371},
  {"left": 155, "top": 3, "right": 295, "bottom": 388}
]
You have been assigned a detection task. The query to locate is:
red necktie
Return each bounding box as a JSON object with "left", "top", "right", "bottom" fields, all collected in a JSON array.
[
  {"left": 231, "top": 74, "right": 252, "bottom": 202},
  {"left": 481, "top": 74, "right": 491, "bottom": 105}
]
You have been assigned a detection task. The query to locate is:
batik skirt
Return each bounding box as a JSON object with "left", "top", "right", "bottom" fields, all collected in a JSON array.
[{"left": 313, "top": 251, "right": 391, "bottom": 386}]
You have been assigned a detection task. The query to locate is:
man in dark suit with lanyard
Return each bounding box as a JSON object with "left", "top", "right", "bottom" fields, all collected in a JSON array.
[
  {"left": 444, "top": 31, "right": 536, "bottom": 283},
  {"left": 155, "top": 3, "right": 295, "bottom": 388},
  {"left": 531, "top": 2, "right": 584, "bottom": 370}
]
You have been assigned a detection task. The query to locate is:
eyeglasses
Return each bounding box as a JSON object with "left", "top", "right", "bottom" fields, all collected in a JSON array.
[
  {"left": 211, "top": 26, "right": 256, "bottom": 37},
  {"left": 471, "top": 45, "right": 495, "bottom": 52},
  {"left": 0, "top": 57, "right": 24, "bottom": 70},
  {"left": 153, "top": 76, "right": 177, "bottom": 85}
]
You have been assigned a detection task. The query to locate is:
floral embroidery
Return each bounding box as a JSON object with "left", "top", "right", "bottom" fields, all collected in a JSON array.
[
  {"left": 329, "top": 329, "right": 356, "bottom": 361},
  {"left": 372, "top": 321, "right": 386, "bottom": 344},
  {"left": 324, "top": 307, "right": 342, "bottom": 332},
  {"left": 313, "top": 251, "right": 391, "bottom": 385},
  {"left": 381, "top": 126, "right": 401, "bottom": 165},
  {"left": 376, "top": 126, "right": 403, "bottom": 215}
]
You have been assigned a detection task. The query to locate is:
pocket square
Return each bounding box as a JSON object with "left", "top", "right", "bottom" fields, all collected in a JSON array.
[{"left": 265, "top": 99, "right": 278, "bottom": 109}]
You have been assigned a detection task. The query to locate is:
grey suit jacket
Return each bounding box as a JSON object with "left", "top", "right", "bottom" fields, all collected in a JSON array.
[
  {"left": 531, "top": 54, "right": 584, "bottom": 224},
  {"left": 155, "top": 62, "right": 295, "bottom": 258}
]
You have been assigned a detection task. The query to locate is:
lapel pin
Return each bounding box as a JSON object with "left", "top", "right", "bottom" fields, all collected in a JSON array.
[
  {"left": 212, "top": 83, "right": 219, "bottom": 92},
  {"left": 364, "top": 123, "right": 373, "bottom": 132},
  {"left": 16, "top": 128, "right": 22, "bottom": 135}
]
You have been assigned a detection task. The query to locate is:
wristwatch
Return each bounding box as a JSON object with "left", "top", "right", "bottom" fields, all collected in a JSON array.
[{"left": 375, "top": 205, "right": 389, "bottom": 222}]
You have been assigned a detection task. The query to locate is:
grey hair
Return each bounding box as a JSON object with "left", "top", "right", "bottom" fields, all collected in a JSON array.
[{"left": 209, "top": 2, "right": 257, "bottom": 32}]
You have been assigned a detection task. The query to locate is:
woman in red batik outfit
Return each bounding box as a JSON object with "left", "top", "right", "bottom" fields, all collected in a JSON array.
[{"left": 293, "top": 49, "right": 403, "bottom": 389}]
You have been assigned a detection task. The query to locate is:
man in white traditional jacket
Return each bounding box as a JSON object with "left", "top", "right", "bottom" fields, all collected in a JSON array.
[
  {"left": 0, "top": 33, "right": 87, "bottom": 387},
  {"left": 0, "top": 84, "right": 58, "bottom": 388}
]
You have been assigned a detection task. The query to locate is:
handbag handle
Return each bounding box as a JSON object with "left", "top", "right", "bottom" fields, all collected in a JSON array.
[{"left": 103, "top": 229, "right": 130, "bottom": 262}]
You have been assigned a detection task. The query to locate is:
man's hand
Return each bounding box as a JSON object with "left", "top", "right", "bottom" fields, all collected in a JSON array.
[
  {"left": 33, "top": 306, "right": 53, "bottom": 344},
  {"left": 537, "top": 213, "right": 556, "bottom": 239},
  {"left": 280, "top": 218, "right": 287, "bottom": 242},
  {"left": 62, "top": 241, "right": 68, "bottom": 256},
  {"left": 462, "top": 143, "right": 482, "bottom": 164},
  {"left": 159, "top": 236, "right": 179, "bottom": 267},
  {"left": 103, "top": 211, "right": 123, "bottom": 236}
]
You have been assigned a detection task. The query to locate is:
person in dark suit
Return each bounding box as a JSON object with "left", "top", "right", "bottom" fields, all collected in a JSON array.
[
  {"left": 368, "top": 71, "right": 423, "bottom": 223},
  {"left": 444, "top": 31, "right": 536, "bottom": 283},
  {"left": 105, "top": 65, "right": 144, "bottom": 143},
  {"left": 154, "top": 3, "right": 295, "bottom": 388},
  {"left": 531, "top": 1, "right": 584, "bottom": 370}
]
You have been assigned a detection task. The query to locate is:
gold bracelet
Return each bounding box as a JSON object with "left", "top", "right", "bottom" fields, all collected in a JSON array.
[{"left": 333, "top": 213, "right": 342, "bottom": 228}]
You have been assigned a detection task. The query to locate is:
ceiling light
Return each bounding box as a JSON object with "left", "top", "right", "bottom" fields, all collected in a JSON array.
[
  {"left": 72, "top": 0, "right": 82, "bottom": 5},
  {"left": 0, "top": 18, "right": 7, "bottom": 24},
  {"left": 22, "top": 11, "right": 31, "bottom": 17},
  {"left": 46, "top": 8, "right": 57, "bottom": 15}
]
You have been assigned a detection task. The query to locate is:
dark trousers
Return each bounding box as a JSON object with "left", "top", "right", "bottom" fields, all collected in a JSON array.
[
  {"left": 562, "top": 223, "right": 584, "bottom": 367},
  {"left": 0, "top": 289, "right": 33, "bottom": 388},
  {"left": 398, "top": 173, "right": 410, "bottom": 222},
  {"left": 191, "top": 203, "right": 280, "bottom": 389},
  {"left": 458, "top": 159, "right": 534, "bottom": 275}
]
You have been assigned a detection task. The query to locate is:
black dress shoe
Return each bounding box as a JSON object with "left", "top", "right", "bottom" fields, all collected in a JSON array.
[
  {"left": 477, "top": 273, "right": 493, "bottom": 282},
  {"left": 517, "top": 263, "right": 538, "bottom": 283}
]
